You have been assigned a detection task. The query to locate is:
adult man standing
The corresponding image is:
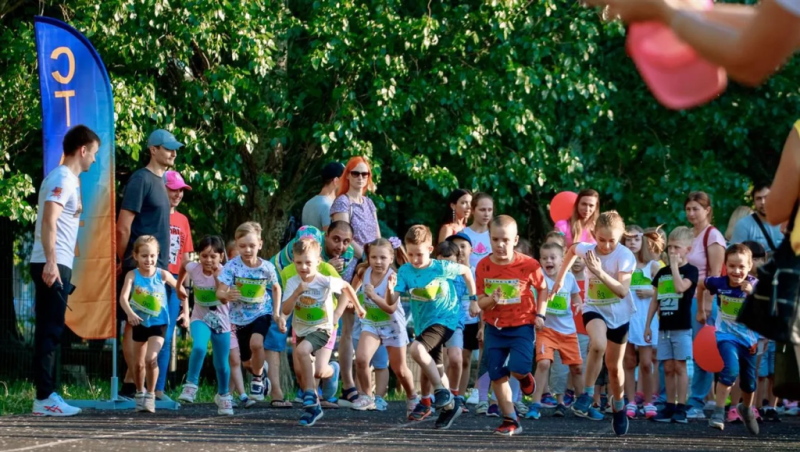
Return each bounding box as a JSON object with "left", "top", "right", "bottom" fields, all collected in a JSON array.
[
  {"left": 31, "top": 125, "right": 100, "bottom": 416},
  {"left": 302, "top": 162, "right": 344, "bottom": 232},
  {"left": 731, "top": 183, "right": 784, "bottom": 257},
  {"left": 116, "top": 129, "right": 182, "bottom": 400}
]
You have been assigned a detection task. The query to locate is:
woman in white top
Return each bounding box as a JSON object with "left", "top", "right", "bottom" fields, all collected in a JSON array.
[{"left": 461, "top": 192, "right": 494, "bottom": 268}]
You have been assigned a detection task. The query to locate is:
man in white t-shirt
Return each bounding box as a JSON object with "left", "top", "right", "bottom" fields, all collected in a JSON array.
[{"left": 30, "top": 125, "right": 100, "bottom": 416}]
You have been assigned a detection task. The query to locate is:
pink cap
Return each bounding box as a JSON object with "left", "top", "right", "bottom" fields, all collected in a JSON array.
[
  {"left": 165, "top": 170, "right": 192, "bottom": 191},
  {"left": 627, "top": 1, "right": 727, "bottom": 110}
]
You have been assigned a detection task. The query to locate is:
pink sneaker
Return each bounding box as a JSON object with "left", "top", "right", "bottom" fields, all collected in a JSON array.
[
  {"left": 727, "top": 407, "right": 742, "bottom": 423},
  {"left": 644, "top": 403, "right": 658, "bottom": 420},
  {"left": 626, "top": 402, "right": 638, "bottom": 419}
]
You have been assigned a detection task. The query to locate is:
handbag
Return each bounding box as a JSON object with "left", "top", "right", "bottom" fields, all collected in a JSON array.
[{"left": 774, "top": 342, "right": 800, "bottom": 400}]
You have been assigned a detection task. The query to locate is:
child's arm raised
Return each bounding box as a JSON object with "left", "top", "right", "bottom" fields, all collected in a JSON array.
[
  {"left": 281, "top": 279, "right": 308, "bottom": 317},
  {"left": 550, "top": 244, "right": 579, "bottom": 299},
  {"left": 644, "top": 290, "right": 659, "bottom": 344},
  {"left": 669, "top": 257, "right": 693, "bottom": 294},
  {"left": 337, "top": 281, "right": 362, "bottom": 323},
  {"left": 584, "top": 250, "right": 632, "bottom": 299},
  {"left": 368, "top": 277, "right": 398, "bottom": 314},
  {"left": 119, "top": 271, "right": 143, "bottom": 326}
]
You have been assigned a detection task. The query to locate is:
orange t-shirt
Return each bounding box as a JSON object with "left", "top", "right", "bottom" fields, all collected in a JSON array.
[
  {"left": 477, "top": 252, "right": 545, "bottom": 328},
  {"left": 573, "top": 278, "right": 587, "bottom": 335}
]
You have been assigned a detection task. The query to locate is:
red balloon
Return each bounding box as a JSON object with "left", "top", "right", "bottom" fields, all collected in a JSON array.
[
  {"left": 693, "top": 325, "right": 724, "bottom": 373},
  {"left": 550, "top": 191, "right": 578, "bottom": 223}
]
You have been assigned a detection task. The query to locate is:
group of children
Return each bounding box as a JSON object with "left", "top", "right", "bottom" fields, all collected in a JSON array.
[{"left": 117, "top": 191, "right": 787, "bottom": 437}]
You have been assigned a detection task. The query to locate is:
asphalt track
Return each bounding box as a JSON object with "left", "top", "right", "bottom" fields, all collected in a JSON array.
[{"left": 1, "top": 403, "right": 799, "bottom": 452}]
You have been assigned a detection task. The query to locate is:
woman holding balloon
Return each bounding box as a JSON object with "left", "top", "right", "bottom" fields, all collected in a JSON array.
[{"left": 553, "top": 189, "right": 600, "bottom": 247}]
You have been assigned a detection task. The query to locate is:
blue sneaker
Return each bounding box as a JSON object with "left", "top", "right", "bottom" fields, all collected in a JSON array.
[
  {"left": 299, "top": 404, "right": 324, "bottom": 426},
  {"left": 487, "top": 403, "right": 500, "bottom": 417},
  {"left": 525, "top": 402, "right": 542, "bottom": 420},
  {"left": 612, "top": 408, "right": 629, "bottom": 436},
  {"left": 541, "top": 393, "right": 557, "bottom": 408},
  {"left": 564, "top": 390, "right": 575, "bottom": 407},
  {"left": 433, "top": 388, "right": 454, "bottom": 410},
  {"left": 585, "top": 405, "right": 605, "bottom": 421},
  {"left": 322, "top": 362, "right": 340, "bottom": 400},
  {"left": 303, "top": 391, "right": 319, "bottom": 407},
  {"left": 571, "top": 393, "right": 592, "bottom": 417}
]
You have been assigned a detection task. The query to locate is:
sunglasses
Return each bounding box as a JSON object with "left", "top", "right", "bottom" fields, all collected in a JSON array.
[{"left": 350, "top": 171, "right": 370, "bottom": 179}]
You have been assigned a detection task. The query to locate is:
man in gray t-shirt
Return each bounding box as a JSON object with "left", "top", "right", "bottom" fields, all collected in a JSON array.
[
  {"left": 301, "top": 161, "right": 344, "bottom": 231},
  {"left": 731, "top": 184, "right": 784, "bottom": 256}
]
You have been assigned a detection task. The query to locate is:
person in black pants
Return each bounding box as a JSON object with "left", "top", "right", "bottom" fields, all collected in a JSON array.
[{"left": 30, "top": 125, "right": 100, "bottom": 416}]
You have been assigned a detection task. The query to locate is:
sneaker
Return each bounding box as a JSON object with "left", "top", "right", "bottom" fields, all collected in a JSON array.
[
  {"left": 466, "top": 388, "right": 479, "bottom": 405},
  {"left": 625, "top": 402, "right": 638, "bottom": 419},
  {"left": 703, "top": 400, "right": 717, "bottom": 411},
  {"left": 786, "top": 407, "right": 800, "bottom": 416},
  {"left": 564, "top": 389, "right": 575, "bottom": 407},
  {"left": 294, "top": 390, "right": 304, "bottom": 404},
  {"left": 435, "top": 397, "right": 463, "bottom": 430},
  {"left": 519, "top": 373, "right": 536, "bottom": 396},
  {"left": 634, "top": 391, "right": 645, "bottom": 406},
  {"left": 514, "top": 400, "right": 529, "bottom": 415},
  {"left": 494, "top": 418, "right": 523, "bottom": 437},
  {"left": 554, "top": 403, "right": 568, "bottom": 417},
  {"left": 249, "top": 379, "right": 265, "bottom": 402},
  {"left": 541, "top": 393, "right": 557, "bottom": 408},
  {"left": 407, "top": 397, "right": 420, "bottom": 417},
  {"left": 571, "top": 393, "right": 592, "bottom": 417},
  {"left": 351, "top": 395, "right": 376, "bottom": 411},
  {"left": 475, "top": 401, "right": 489, "bottom": 415},
  {"left": 144, "top": 392, "right": 156, "bottom": 413},
  {"left": 753, "top": 406, "right": 763, "bottom": 424},
  {"left": 242, "top": 394, "right": 256, "bottom": 409},
  {"left": 322, "top": 362, "right": 340, "bottom": 401},
  {"left": 763, "top": 407, "right": 781, "bottom": 422},
  {"left": 32, "top": 393, "right": 81, "bottom": 417},
  {"left": 487, "top": 403, "right": 500, "bottom": 417},
  {"left": 433, "top": 388, "right": 453, "bottom": 410},
  {"left": 737, "top": 404, "right": 760, "bottom": 435},
  {"left": 653, "top": 404, "right": 675, "bottom": 423},
  {"left": 726, "top": 407, "right": 742, "bottom": 423},
  {"left": 299, "top": 404, "right": 324, "bottom": 426},
  {"left": 408, "top": 402, "right": 432, "bottom": 421},
  {"left": 135, "top": 392, "right": 147, "bottom": 412},
  {"left": 643, "top": 403, "right": 657, "bottom": 420},
  {"left": 338, "top": 387, "right": 358, "bottom": 408},
  {"left": 375, "top": 395, "right": 388, "bottom": 412},
  {"left": 709, "top": 411, "right": 725, "bottom": 430},
  {"left": 672, "top": 406, "right": 688, "bottom": 424},
  {"left": 215, "top": 393, "right": 234, "bottom": 416},
  {"left": 686, "top": 407, "right": 706, "bottom": 420},
  {"left": 524, "top": 402, "right": 541, "bottom": 420},
  {"left": 612, "top": 408, "right": 629, "bottom": 436},
  {"left": 178, "top": 383, "right": 198, "bottom": 404},
  {"left": 303, "top": 391, "right": 319, "bottom": 407}
]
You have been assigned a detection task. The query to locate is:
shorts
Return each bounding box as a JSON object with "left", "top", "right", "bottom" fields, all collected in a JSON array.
[
  {"left": 578, "top": 333, "right": 590, "bottom": 365},
  {"left": 297, "top": 330, "right": 332, "bottom": 353},
  {"left": 583, "top": 311, "right": 629, "bottom": 345},
  {"left": 414, "top": 324, "right": 454, "bottom": 366},
  {"left": 657, "top": 329, "right": 692, "bottom": 361},
  {"left": 264, "top": 314, "right": 290, "bottom": 352},
  {"left": 535, "top": 328, "right": 583, "bottom": 366},
  {"left": 484, "top": 324, "right": 535, "bottom": 381},
  {"left": 293, "top": 328, "right": 337, "bottom": 351},
  {"left": 361, "top": 322, "right": 409, "bottom": 348},
  {"left": 463, "top": 322, "right": 481, "bottom": 351},
  {"left": 758, "top": 341, "right": 776, "bottom": 378},
  {"left": 234, "top": 315, "right": 272, "bottom": 362},
  {"left": 445, "top": 327, "right": 464, "bottom": 349},
  {"left": 132, "top": 324, "right": 167, "bottom": 343},
  {"left": 353, "top": 337, "right": 389, "bottom": 370}
]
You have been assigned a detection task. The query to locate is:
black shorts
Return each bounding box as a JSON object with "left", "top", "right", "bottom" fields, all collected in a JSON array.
[
  {"left": 132, "top": 324, "right": 167, "bottom": 343},
  {"left": 582, "top": 312, "right": 630, "bottom": 345},
  {"left": 414, "top": 324, "right": 454, "bottom": 366},
  {"left": 463, "top": 322, "right": 481, "bottom": 351},
  {"left": 235, "top": 315, "right": 272, "bottom": 362}
]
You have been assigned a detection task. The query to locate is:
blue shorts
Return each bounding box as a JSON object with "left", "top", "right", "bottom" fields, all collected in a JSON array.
[
  {"left": 718, "top": 339, "right": 757, "bottom": 393},
  {"left": 264, "top": 313, "right": 291, "bottom": 352},
  {"left": 353, "top": 337, "right": 389, "bottom": 370},
  {"left": 758, "top": 341, "right": 776, "bottom": 378},
  {"left": 484, "top": 324, "right": 535, "bottom": 381}
]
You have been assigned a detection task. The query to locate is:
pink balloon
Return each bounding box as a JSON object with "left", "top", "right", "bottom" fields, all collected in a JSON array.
[
  {"left": 550, "top": 191, "right": 578, "bottom": 223},
  {"left": 693, "top": 325, "right": 724, "bottom": 373}
]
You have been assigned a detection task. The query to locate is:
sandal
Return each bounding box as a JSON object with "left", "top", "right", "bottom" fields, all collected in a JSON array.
[
  {"left": 321, "top": 399, "right": 340, "bottom": 409},
  {"left": 270, "top": 399, "right": 293, "bottom": 408}
]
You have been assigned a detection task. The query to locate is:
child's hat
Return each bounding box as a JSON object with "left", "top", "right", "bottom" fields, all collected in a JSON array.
[{"left": 446, "top": 231, "right": 472, "bottom": 247}]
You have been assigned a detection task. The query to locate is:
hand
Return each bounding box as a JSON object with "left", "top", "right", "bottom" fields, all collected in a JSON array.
[
  {"left": 635, "top": 289, "right": 653, "bottom": 299},
  {"left": 328, "top": 257, "right": 344, "bottom": 274},
  {"left": 573, "top": 302, "right": 584, "bottom": 314},
  {"left": 387, "top": 273, "right": 397, "bottom": 291},
  {"left": 585, "top": 251, "right": 603, "bottom": 276},
  {"left": 295, "top": 281, "right": 310, "bottom": 296},
  {"left": 534, "top": 316, "right": 545, "bottom": 330},
  {"left": 276, "top": 315, "right": 287, "bottom": 334},
  {"left": 741, "top": 280, "right": 754, "bottom": 295},
  {"left": 355, "top": 303, "right": 367, "bottom": 319},
  {"left": 669, "top": 251, "right": 681, "bottom": 268},
  {"left": 476, "top": 326, "right": 484, "bottom": 344},
  {"left": 227, "top": 288, "right": 242, "bottom": 302},
  {"left": 549, "top": 281, "right": 563, "bottom": 301},
  {"left": 176, "top": 310, "right": 189, "bottom": 328},
  {"left": 644, "top": 327, "right": 652, "bottom": 344},
  {"left": 364, "top": 284, "right": 377, "bottom": 300},
  {"left": 469, "top": 301, "right": 481, "bottom": 317},
  {"left": 177, "top": 286, "right": 189, "bottom": 302},
  {"left": 127, "top": 312, "right": 143, "bottom": 326},
  {"left": 696, "top": 310, "right": 706, "bottom": 325},
  {"left": 491, "top": 287, "right": 502, "bottom": 304},
  {"left": 43, "top": 261, "right": 62, "bottom": 288}
]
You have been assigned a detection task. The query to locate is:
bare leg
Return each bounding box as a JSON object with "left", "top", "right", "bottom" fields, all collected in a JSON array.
[
  {"left": 623, "top": 344, "right": 637, "bottom": 402},
  {"left": 339, "top": 310, "right": 356, "bottom": 390},
  {"left": 605, "top": 341, "right": 626, "bottom": 409},
  {"left": 266, "top": 350, "right": 283, "bottom": 401},
  {"left": 355, "top": 333, "right": 381, "bottom": 397},
  {"left": 144, "top": 337, "right": 165, "bottom": 393},
  {"left": 387, "top": 346, "right": 416, "bottom": 398},
  {"left": 229, "top": 348, "right": 246, "bottom": 397}
]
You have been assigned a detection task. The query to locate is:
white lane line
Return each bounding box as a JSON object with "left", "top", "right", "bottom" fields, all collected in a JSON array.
[{"left": 292, "top": 418, "right": 433, "bottom": 452}]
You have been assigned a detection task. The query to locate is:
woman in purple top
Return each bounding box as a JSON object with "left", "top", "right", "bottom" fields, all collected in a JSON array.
[{"left": 554, "top": 188, "right": 600, "bottom": 246}]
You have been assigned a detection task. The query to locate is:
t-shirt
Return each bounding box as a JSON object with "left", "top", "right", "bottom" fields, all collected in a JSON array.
[
  {"left": 186, "top": 262, "right": 231, "bottom": 333},
  {"left": 575, "top": 243, "right": 636, "bottom": 329},
  {"left": 31, "top": 166, "right": 82, "bottom": 269},
  {"left": 574, "top": 278, "right": 587, "bottom": 335},
  {"left": 395, "top": 260, "right": 462, "bottom": 334},
  {"left": 357, "top": 267, "right": 407, "bottom": 329},
  {"left": 543, "top": 273, "right": 580, "bottom": 335},
  {"left": 120, "top": 168, "right": 171, "bottom": 269},
  {"left": 705, "top": 275, "right": 759, "bottom": 347},
  {"left": 168, "top": 211, "right": 194, "bottom": 275},
  {"left": 218, "top": 256, "right": 278, "bottom": 326},
  {"left": 330, "top": 195, "right": 379, "bottom": 247},
  {"left": 462, "top": 226, "right": 491, "bottom": 268},
  {"left": 302, "top": 195, "right": 334, "bottom": 231},
  {"left": 730, "top": 214, "right": 784, "bottom": 254},
  {"left": 651, "top": 264, "right": 698, "bottom": 331},
  {"left": 285, "top": 273, "right": 345, "bottom": 337},
  {"left": 129, "top": 268, "right": 169, "bottom": 327},
  {"left": 776, "top": 0, "right": 800, "bottom": 16},
  {"left": 555, "top": 220, "right": 596, "bottom": 247},
  {"left": 476, "top": 253, "right": 545, "bottom": 329},
  {"left": 686, "top": 225, "right": 726, "bottom": 283},
  {"left": 271, "top": 225, "right": 356, "bottom": 283}
]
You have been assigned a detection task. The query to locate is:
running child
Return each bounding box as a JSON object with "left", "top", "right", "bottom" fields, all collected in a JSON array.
[
  {"left": 644, "top": 226, "right": 698, "bottom": 423},
  {"left": 118, "top": 236, "right": 182, "bottom": 413},
  {"left": 478, "top": 215, "right": 545, "bottom": 437},
  {"left": 700, "top": 244, "right": 760, "bottom": 435},
  {"left": 623, "top": 225, "right": 664, "bottom": 419},
  {"left": 539, "top": 231, "right": 568, "bottom": 408},
  {"left": 351, "top": 238, "right": 418, "bottom": 414},
  {"left": 176, "top": 236, "right": 234, "bottom": 415},
  {"left": 216, "top": 222, "right": 281, "bottom": 404},
  {"left": 552, "top": 211, "right": 636, "bottom": 436},
  {"left": 280, "top": 238, "right": 362, "bottom": 426},
  {"left": 391, "top": 225, "right": 476, "bottom": 428},
  {"left": 527, "top": 243, "right": 596, "bottom": 420}
]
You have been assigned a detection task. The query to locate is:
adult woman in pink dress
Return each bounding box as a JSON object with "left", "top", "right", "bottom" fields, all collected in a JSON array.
[{"left": 554, "top": 189, "right": 600, "bottom": 246}]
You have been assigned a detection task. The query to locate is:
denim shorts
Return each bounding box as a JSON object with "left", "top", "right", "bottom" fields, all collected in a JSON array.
[{"left": 657, "top": 329, "right": 693, "bottom": 361}]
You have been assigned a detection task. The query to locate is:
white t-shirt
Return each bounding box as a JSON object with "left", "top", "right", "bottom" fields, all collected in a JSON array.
[
  {"left": 686, "top": 225, "right": 726, "bottom": 282},
  {"left": 544, "top": 273, "right": 580, "bottom": 335},
  {"left": 575, "top": 242, "right": 637, "bottom": 329},
  {"left": 285, "top": 273, "right": 345, "bottom": 337},
  {"left": 31, "top": 166, "right": 82, "bottom": 269},
  {"left": 462, "top": 226, "right": 491, "bottom": 268},
  {"left": 776, "top": 0, "right": 800, "bottom": 17}
]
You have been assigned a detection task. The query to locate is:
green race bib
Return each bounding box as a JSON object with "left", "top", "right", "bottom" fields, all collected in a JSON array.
[
  {"left": 359, "top": 293, "right": 392, "bottom": 325},
  {"left": 546, "top": 293, "right": 570, "bottom": 316},
  {"left": 719, "top": 294, "right": 745, "bottom": 321},
  {"left": 630, "top": 269, "right": 651, "bottom": 291},
  {"left": 484, "top": 279, "right": 521, "bottom": 305},
  {"left": 295, "top": 294, "right": 328, "bottom": 325},
  {"left": 587, "top": 279, "right": 620, "bottom": 305},
  {"left": 131, "top": 287, "right": 163, "bottom": 317},
  {"left": 235, "top": 277, "right": 267, "bottom": 304},
  {"left": 410, "top": 282, "right": 442, "bottom": 302},
  {"left": 657, "top": 276, "right": 678, "bottom": 301},
  {"left": 194, "top": 285, "right": 220, "bottom": 307}
]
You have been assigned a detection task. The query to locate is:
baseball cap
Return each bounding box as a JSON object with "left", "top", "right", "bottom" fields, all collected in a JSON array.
[
  {"left": 446, "top": 231, "right": 472, "bottom": 247},
  {"left": 147, "top": 129, "right": 184, "bottom": 150},
  {"left": 321, "top": 162, "right": 345, "bottom": 181},
  {"left": 165, "top": 170, "right": 192, "bottom": 191}
]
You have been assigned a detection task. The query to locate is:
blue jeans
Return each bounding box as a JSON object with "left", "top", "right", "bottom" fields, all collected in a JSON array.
[
  {"left": 688, "top": 297, "right": 718, "bottom": 409},
  {"left": 718, "top": 339, "right": 757, "bottom": 393},
  {"left": 188, "top": 321, "right": 231, "bottom": 395},
  {"left": 156, "top": 277, "right": 181, "bottom": 392}
]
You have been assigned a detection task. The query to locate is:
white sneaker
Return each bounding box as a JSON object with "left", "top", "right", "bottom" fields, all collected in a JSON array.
[
  {"left": 135, "top": 392, "right": 147, "bottom": 412},
  {"left": 466, "top": 388, "right": 479, "bottom": 405},
  {"left": 178, "top": 383, "right": 198, "bottom": 403},
  {"left": 249, "top": 379, "right": 265, "bottom": 402},
  {"left": 514, "top": 401, "right": 529, "bottom": 415},
  {"left": 215, "top": 394, "right": 234, "bottom": 416},
  {"left": 351, "top": 395, "right": 376, "bottom": 411},
  {"left": 686, "top": 407, "right": 706, "bottom": 419},
  {"left": 407, "top": 397, "right": 420, "bottom": 417},
  {"left": 475, "top": 400, "right": 489, "bottom": 414},
  {"left": 144, "top": 392, "right": 156, "bottom": 413},
  {"left": 32, "top": 393, "right": 81, "bottom": 417}
]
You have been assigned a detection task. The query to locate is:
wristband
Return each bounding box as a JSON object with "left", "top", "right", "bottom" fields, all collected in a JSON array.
[
  {"left": 468, "top": 295, "right": 478, "bottom": 302},
  {"left": 536, "top": 314, "right": 546, "bottom": 321}
]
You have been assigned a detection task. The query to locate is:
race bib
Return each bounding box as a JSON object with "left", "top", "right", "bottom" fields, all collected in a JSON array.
[
  {"left": 359, "top": 293, "right": 392, "bottom": 325},
  {"left": 657, "top": 276, "right": 678, "bottom": 301},
  {"left": 546, "top": 293, "right": 570, "bottom": 316},
  {"left": 194, "top": 285, "right": 220, "bottom": 307},
  {"left": 719, "top": 294, "right": 745, "bottom": 321},
  {"left": 410, "top": 281, "right": 442, "bottom": 302},
  {"left": 234, "top": 277, "right": 267, "bottom": 304},
  {"left": 630, "top": 269, "right": 651, "bottom": 291},
  {"left": 485, "top": 279, "right": 521, "bottom": 305},
  {"left": 659, "top": 297, "right": 679, "bottom": 312},
  {"left": 131, "top": 286, "right": 163, "bottom": 317},
  {"left": 295, "top": 293, "right": 328, "bottom": 326},
  {"left": 587, "top": 278, "right": 620, "bottom": 305}
]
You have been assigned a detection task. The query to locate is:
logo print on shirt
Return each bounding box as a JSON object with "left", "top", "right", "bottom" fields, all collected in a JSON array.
[
  {"left": 51, "top": 187, "right": 63, "bottom": 199},
  {"left": 474, "top": 242, "right": 488, "bottom": 255}
]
